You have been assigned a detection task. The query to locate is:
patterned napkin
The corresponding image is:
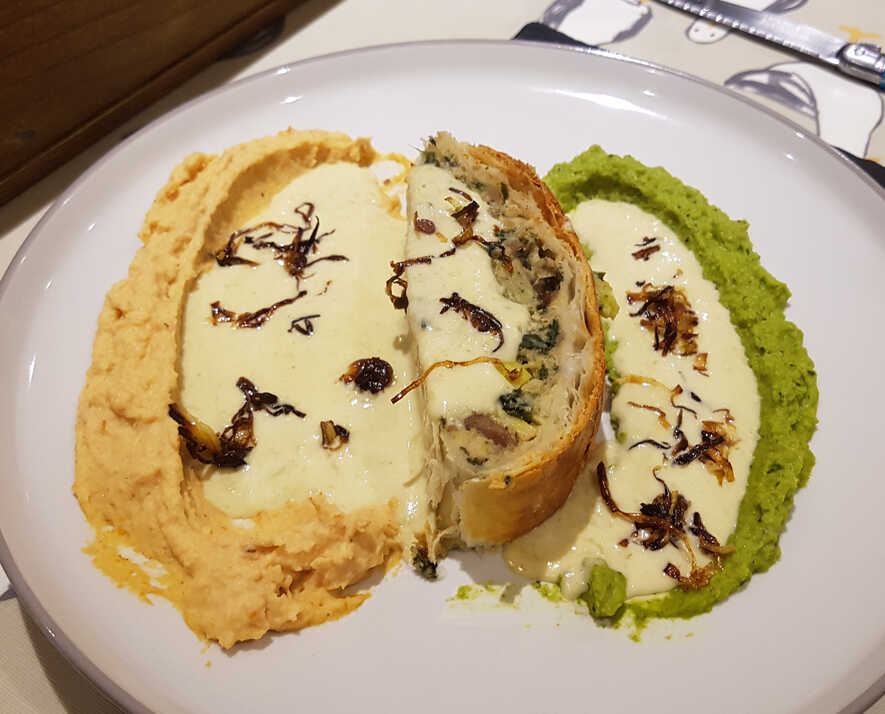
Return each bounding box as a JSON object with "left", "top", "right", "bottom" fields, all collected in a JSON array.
[{"left": 522, "top": 0, "right": 884, "bottom": 187}]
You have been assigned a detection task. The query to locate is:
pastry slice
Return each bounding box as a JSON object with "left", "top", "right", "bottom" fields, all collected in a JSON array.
[{"left": 395, "top": 132, "right": 606, "bottom": 559}]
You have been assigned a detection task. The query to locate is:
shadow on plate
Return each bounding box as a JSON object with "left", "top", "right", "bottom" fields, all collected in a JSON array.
[
  {"left": 23, "top": 608, "right": 124, "bottom": 714},
  {"left": 445, "top": 547, "right": 532, "bottom": 602}
]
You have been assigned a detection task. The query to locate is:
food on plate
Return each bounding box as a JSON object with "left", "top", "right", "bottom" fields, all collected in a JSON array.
[
  {"left": 73, "top": 129, "right": 605, "bottom": 647},
  {"left": 74, "top": 124, "right": 815, "bottom": 646},
  {"left": 74, "top": 130, "right": 421, "bottom": 648},
  {"left": 396, "top": 132, "right": 605, "bottom": 559},
  {"left": 506, "top": 146, "right": 818, "bottom": 624}
]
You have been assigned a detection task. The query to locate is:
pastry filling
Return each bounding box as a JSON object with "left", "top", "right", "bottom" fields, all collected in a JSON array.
[
  {"left": 399, "top": 163, "right": 532, "bottom": 454},
  {"left": 397, "top": 137, "right": 591, "bottom": 484}
]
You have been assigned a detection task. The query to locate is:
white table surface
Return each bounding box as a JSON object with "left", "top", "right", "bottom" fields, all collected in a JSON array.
[{"left": 1, "top": 1, "right": 882, "bottom": 711}]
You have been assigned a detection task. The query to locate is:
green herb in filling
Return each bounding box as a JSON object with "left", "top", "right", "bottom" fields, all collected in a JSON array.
[
  {"left": 499, "top": 390, "right": 534, "bottom": 424},
  {"left": 519, "top": 319, "right": 560, "bottom": 354},
  {"left": 460, "top": 446, "right": 488, "bottom": 467},
  {"left": 420, "top": 147, "right": 456, "bottom": 168}
]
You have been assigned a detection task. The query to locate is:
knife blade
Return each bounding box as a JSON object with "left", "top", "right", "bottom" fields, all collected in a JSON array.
[{"left": 655, "top": 0, "right": 885, "bottom": 88}]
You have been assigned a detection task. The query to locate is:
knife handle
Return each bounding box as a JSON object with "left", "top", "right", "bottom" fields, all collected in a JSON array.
[{"left": 839, "top": 43, "right": 885, "bottom": 89}]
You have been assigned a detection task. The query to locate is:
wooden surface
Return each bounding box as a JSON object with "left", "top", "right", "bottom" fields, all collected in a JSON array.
[{"left": 0, "top": 0, "right": 305, "bottom": 206}]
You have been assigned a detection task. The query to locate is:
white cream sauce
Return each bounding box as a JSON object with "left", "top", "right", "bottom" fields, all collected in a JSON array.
[
  {"left": 180, "top": 163, "right": 429, "bottom": 544},
  {"left": 403, "top": 164, "right": 530, "bottom": 423},
  {"left": 505, "top": 199, "right": 760, "bottom": 599}
]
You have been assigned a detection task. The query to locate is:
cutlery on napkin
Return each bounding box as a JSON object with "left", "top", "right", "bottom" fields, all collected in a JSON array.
[{"left": 514, "top": 21, "right": 885, "bottom": 190}]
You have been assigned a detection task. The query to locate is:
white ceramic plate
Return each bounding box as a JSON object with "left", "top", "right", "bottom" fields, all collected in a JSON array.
[{"left": 1, "top": 41, "right": 884, "bottom": 714}]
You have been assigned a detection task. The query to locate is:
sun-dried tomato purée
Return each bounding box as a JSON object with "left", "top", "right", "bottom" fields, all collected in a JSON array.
[
  {"left": 339, "top": 358, "right": 394, "bottom": 394},
  {"left": 626, "top": 283, "right": 699, "bottom": 356},
  {"left": 210, "top": 291, "right": 306, "bottom": 329},
  {"left": 438, "top": 292, "right": 504, "bottom": 352},
  {"left": 169, "top": 377, "right": 304, "bottom": 468},
  {"left": 320, "top": 420, "right": 349, "bottom": 450}
]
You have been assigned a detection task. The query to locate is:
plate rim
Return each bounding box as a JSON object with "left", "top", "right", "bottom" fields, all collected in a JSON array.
[{"left": 0, "top": 38, "right": 882, "bottom": 714}]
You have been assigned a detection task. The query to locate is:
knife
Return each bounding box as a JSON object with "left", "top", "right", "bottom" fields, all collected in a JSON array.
[{"left": 655, "top": 0, "right": 885, "bottom": 88}]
